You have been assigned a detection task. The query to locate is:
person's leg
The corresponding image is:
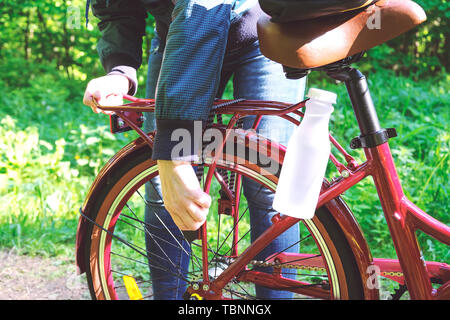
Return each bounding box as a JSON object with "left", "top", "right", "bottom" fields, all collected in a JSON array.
[
  {"left": 143, "top": 35, "right": 235, "bottom": 299},
  {"left": 144, "top": 36, "right": 190, "bottom": 300},
  {"left": 227, "top": 41, "right": 306, "bottom": 299}
]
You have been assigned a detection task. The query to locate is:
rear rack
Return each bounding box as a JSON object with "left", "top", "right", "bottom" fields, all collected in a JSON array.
[{"left": 94, "top": 95, "right": 361, "bottom": 179}]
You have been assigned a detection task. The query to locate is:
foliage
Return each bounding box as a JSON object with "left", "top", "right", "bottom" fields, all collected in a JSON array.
[
  {"left": 359, "top": 0, "right": 449, "bottom": 78},
  {"left": 0, "top": 68, "right": 132, "bottom": 256},
  {"left": 0, "top": 0, "right": 447, "bottom": 85},
  {"left": 0, "top": 114, "right": 81, "bottom": 256},
  {"left": 0, "top": 0, "right": 155, "bottom": 90}
]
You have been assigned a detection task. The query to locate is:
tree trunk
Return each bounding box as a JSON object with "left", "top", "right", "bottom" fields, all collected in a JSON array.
[{"left": 24, "top": 9, "right": 31, "bottom": 60}]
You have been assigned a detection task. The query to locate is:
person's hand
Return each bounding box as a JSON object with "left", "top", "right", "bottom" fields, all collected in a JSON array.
[
  {"left": 157, "top": 160, "right": 211, "bottom": 231},
  {"left": 83, "top": 75, "right": 129, "bottom": 114}
]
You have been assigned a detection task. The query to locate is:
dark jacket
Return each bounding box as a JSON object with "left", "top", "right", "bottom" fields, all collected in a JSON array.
[{"left": 90, "top": 0, "right": 263, "bottom": 160}]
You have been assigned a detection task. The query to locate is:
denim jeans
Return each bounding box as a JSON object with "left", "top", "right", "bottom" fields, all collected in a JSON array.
[{"left": 144, "top": 36, "right": 306, "bottom": 299}]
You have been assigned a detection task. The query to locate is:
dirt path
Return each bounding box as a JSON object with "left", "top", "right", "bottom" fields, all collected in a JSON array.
[{"left": 0, "top": 249, "right": 90, "bottom": 300}]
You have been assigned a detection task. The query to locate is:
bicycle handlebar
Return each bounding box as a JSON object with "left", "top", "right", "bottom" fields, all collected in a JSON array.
[{"left": 123, "top": 94, "right": 145, "bottom": 102}]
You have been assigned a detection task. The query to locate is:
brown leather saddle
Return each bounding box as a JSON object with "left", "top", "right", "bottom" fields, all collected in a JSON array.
[{"left": 257, "top": 0, "right": 427, "bottom": 69}]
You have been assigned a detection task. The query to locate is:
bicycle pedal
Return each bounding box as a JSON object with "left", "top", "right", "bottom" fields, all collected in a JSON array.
[{"left": 122, "top": 275, "right": 143, "bottom": 300}]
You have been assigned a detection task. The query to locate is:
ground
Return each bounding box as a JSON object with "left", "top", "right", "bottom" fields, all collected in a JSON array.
[{"left": 0, "top": 249, "right": 90, "bottom": 300}]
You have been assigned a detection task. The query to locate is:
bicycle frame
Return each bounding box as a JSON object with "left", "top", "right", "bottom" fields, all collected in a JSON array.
[
  {"left": 203, "top": 99, "right": 450, "bottom": 299},
  {"left": 81, "top": 73, "right": 450, "bottom": 299}
]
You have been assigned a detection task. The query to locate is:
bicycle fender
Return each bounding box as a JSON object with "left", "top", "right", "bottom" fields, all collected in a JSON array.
[
  {"left": 76, "top": 134, "right": 154, "bottom": 275},
  {"left": 322, "top": 195, "right": 378, "bottom": 299}
]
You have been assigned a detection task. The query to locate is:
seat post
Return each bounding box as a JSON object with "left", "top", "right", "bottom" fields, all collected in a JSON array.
[
  {"left": 328, "top": 67, "right": 381, "bottom": 136},
  {"left": 326, "top": 65, "right": 397, "bottom": 149},
  {"left": 345, "top": 69, "right": 381, "bottom": 136}
]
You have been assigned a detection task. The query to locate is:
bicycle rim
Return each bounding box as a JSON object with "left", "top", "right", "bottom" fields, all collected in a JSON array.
[{"left": 84, "top": 148, "right": 365, "bottom": 300}]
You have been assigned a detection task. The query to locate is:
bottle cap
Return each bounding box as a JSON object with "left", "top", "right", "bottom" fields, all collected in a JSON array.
[{"left": 307, "top": 88, "right": 337, "bottom": 104}]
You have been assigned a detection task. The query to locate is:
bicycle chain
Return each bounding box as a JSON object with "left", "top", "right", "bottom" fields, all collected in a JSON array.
[
  {"left": 381, "top": 271, "right": 403, "bottom": 277},
  {"left": 249, "top": 259, "right": 327, "bottom": 272},
  {"left": 208, "top": 257, "right": 327, "bottom": 273}
]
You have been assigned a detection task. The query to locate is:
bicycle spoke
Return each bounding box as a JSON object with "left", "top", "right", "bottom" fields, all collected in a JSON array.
[
  {"left": 214, "top": 213, "right": 222, "bottom": 279},
  {"left": 259, "top": 234, "right": 314, "bottom": 265},
  {"left": 89, "top": 153, "right": 347, "bottom": 300},
  {"left": 136, "top": 187, "right": 203, "bottom": 269},
  {"left": 124, "top": 202, "right": 185, "bottom": 275},
  {"left": 110, "top": 251, "right": 179, "bottom": 278},
  {"left": 118, "top": 214, "right": 191, "bottom": 252},
  {"left": 208, "top": 183, "right": 262, "bottom": 265}
]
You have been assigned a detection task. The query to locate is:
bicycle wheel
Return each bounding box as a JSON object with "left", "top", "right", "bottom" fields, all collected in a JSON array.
[{"left": 81, "top": 136, "right": 366, "bottom": 300}]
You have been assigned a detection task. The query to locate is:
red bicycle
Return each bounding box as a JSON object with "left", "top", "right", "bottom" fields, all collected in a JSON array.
[{"left": 75, "top": 0, "right": 449, "bottom": 300}]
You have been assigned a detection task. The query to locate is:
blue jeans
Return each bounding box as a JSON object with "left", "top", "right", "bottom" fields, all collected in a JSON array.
[{"left": 144, "top": 36, "right": 306, "bottom": 299}]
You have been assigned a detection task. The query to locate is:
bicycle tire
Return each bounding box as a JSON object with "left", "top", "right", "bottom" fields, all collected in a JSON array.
[{"left": 81, "top": 137, "right": 366, "bottom": 300}]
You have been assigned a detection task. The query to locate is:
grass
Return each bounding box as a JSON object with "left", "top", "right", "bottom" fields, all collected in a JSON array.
[
  {"left": 0, "top": 74, "right": 134, "bottom": 257},
  {"left": 0, "top": 67, "right": 448, "bottom": 266}
]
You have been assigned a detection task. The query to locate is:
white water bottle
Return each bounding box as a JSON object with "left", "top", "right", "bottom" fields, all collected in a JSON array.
[{"left": 273, "top": 88, "right": 336, "bottom": 219}]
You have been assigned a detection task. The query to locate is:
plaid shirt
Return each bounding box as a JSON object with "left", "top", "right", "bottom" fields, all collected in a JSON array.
[{"left": 90, "top": 0, "right": 261, "bottom": 160}]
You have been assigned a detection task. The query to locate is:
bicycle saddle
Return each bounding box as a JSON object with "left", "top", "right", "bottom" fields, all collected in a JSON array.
[{"left": 257, "top": 0, "right": 426, "bottom": 69}]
